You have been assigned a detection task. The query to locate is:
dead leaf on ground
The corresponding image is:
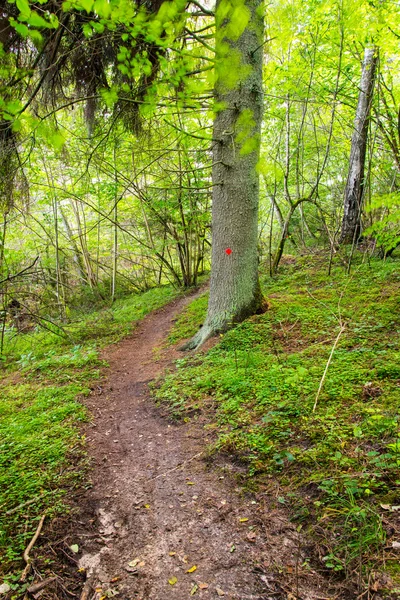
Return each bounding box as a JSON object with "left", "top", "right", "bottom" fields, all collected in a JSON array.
[
  {"left": 392, "top": 541, "right": 400, "bottom": 549},
  {"left": 369, "top": 571, "right": 393, "bottom": 591},
  {"left": 168, "top": 576, "right": 178, "bottom": 586},
  {"left": 239, "top": 518, "right": 248, "bottom": 523},
  {"left": 187, "top": 565, "right": 197, "bottom": 573},
  {"left": 128, "top": 559, "right": 140, "bottom": 568},
  {"left": 190, "top": 584, "right": 199, "bottom": 595},
  {"left": 381, "top": 504, "right": 400, "bottom": 512},
  {"left": 216, "top": 587, "right": 225, "bottom": 596},
  {"left": 169, "top": 551, "right": 176, "bottom": 556},
  {"left": 247, "top": 531, "right": 256, "bottom": 542},
  {"left": 199, "top": 582, "right": 208, "bottom": 589}
]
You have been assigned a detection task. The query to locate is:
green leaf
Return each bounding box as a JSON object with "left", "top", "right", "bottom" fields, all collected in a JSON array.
[
  {"left": 28, "top": 29, "right": 43, "bottom": 43},
  {"left": 27, "top": 11, "right": 55, "bottom": 28},
  {"left": 79, "top": 0, "right": 95, "bottom": 13},
  {"left": 93, "top": 0, "right": 111, "bottom": 18},
  {"left": 91, "top": 20, "right": 104, "bottom": 33},
  {"left": 5, "top": 100, "right": 22, "bottom": 115},
  {"left": 11, "top": 119, "right": 22, "bottom": 132},
  {"left": 48, "top": 13, "right": 59, "bottom": 27},
  {"left": 100, "top": 87, "right": 118, "bottom": 108},
  {"left": 48, "top": 131, "right": 66, "bottom": 150},
  {"left": 13, "top": 22, "right": 29, "bottom": 37},
  {"left": 82, "top": 22, "right": 93, "bottom": 37},
  {"left": 16, "top": 0, "right": 31, "bottom": 19}
]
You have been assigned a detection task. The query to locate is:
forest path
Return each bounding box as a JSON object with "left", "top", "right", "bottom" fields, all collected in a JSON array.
[{"left": 77, "top": 290, "right": 323, "bottom": 600}]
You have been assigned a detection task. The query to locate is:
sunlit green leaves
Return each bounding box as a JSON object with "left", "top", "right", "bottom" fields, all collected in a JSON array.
[
  {"left": 100, "top": 87, "right": 119, "bottom": 108},
  {"left": 94, "top": 0, "right": 111, "bottom": 18},
  {"left": 16, "top": 0, "right": 31, "bottom": 19}
]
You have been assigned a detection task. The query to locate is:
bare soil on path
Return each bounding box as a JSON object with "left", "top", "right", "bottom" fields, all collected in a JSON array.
[{"left": 75, "top": 290, "right": 334, "bottom": 600}]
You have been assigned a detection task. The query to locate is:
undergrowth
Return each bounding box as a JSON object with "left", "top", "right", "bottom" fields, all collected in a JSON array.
[
  {"left": 0, "top": 284, "right": 180, "bottom": 586},
  {"left": 154, "top": 255, "right": 400, "bottom": 593}
]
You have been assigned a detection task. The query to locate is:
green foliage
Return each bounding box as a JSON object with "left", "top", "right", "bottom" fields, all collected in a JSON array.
[
  {"left": 154, "top": 256, "right": 400, "bottom": 578},
  {"left": 365, "top": 192, "right": 400, "bottom": 256},
  {"left": 0, "top": 383, "right": 87, "bottom": 566}
]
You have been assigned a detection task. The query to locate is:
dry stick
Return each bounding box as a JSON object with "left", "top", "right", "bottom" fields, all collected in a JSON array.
[
  {"left": 20, "top": 514, "right": 46, "bottom": 582},
  {"left": 313, "top": 324, "right": 346, "bottom": 413},
  {"left": 5, "top": 491, "right": 52, "bottom": 516},
  {"left": 80, "top": 578, "right": 94, "bottom": 600},
  {"left": 151, "top": 452, "right": 203, "bottom": 480},
  {"left": 27, "top": 577, "right": 57, "bottom": 594}
]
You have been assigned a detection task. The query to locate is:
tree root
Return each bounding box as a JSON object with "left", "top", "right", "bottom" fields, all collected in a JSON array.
[{"left": 20, "top": 514, "right": 46, "bottom": 582}]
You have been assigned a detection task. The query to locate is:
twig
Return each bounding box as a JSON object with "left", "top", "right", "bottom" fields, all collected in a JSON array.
[
  {"left": 5, "top": 491, "right": 52, "bottom": 516},
  {"left": 150, "top": 452, "right": 203, "bottom": 480},
  {"left": 20, "top": 514, "right": 46, "bottom": 581},
  {"left": 28, "top": 577, "right": 57, "bottom": 594},
  {"left": 57, "top": 578, "right": 79, "bottom": 598},
  {"left": 313, "top": 324, "right": 345, "bottom": 412},
  {"left": 80, "top": 578, "right": 94, "bottom": 600},
  {"left": 0, "top": 257, "right": 39, "bottom": 286}
]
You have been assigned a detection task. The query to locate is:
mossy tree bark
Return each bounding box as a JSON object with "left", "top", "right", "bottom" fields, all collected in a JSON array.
[
  {"left": 339, "top": 46, "right": 378, "bottom": 245},
  {"left": 185, "top": 0, "right": 264, "bottom": 349}
]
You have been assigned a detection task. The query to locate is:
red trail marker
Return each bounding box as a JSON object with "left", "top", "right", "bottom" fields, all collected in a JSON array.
[{"left": 225, "top": 248, "right": 232, "bottom": 255}]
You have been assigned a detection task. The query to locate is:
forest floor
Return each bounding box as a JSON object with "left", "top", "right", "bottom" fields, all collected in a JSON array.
[
  {"left": 1, "top": 255, "right": 400, "bottom": 600},
  {"left": 71, "top": 289, "right": 329, "bottom": 600}
]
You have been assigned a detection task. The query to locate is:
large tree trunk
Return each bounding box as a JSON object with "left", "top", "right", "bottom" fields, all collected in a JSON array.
[
  {"left": 185, "top": 0, "right": 264, "bottom": 349},
  {"left": 340, "top": 47, "right": 378, "bottom": 244}
]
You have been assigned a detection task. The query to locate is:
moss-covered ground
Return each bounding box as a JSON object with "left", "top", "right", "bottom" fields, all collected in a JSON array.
[{"left": 154, "top": 255, "right": 400, "bottom": 591}]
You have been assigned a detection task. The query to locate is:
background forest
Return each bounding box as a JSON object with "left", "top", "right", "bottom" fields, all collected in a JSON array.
[
  {"left": 0, "top": 0, "right": 399, "bottom": 326},
  {"left": 1, "top": 0, "right": 400, "bottom": 598}
]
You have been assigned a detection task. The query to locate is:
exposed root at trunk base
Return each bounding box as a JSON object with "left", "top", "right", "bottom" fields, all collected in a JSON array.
[{"left": 179, "top": 323, "right": 215, "bottom": 350}]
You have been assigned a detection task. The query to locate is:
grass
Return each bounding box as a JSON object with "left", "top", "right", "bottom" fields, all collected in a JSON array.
[
  {"left": 166, "top": 291, "right": 209, "bottom": 345},
  {"left": 0, "top": 283, "right": 180, "bottom": 585},
  {"left": 153, "top": 254, "right": 400, "bottom": 593}
]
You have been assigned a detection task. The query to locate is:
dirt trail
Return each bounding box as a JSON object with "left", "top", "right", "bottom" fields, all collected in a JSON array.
[{"left": 77, "top": 291, "right": 328, "bottom": 600}]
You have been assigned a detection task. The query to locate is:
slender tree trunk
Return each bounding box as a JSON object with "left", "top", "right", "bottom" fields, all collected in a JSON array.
[
  {"left": 70, "top": 199, "right": 96, "bottom": 288},
  {"left": 59, "top": 206, "right": 86, "bottom": 283},
  {"left": 185, "top": 0, "right": 264, "bottom": 348},
  {"left": 52, "top": 194, "right": 66, "bottom": 320},
  {"left": 340, "top": 46, "right": 378, "bottom": 244},
  {"left": 0, "top": 212, "right": 9, "bottom": 356},
  {"left": 272, "top": 197, "right": 313, "bottom": 274},
  {"left": 112, "top": 198, "right": 118, "bottom": 302},
  {"left": 111, "top": 144, "right": 118, "bottom": 302}
]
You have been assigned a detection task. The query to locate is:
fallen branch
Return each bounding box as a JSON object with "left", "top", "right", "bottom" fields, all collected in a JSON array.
[
  {"left": 28, "top": 576, "right": 57, "bottom": 594},
  {"left": 313, "top": 324, "right": 345, "bottom": 413},
  {"left": 20, "top": 514, "right": 46, "bottom": 582}
]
